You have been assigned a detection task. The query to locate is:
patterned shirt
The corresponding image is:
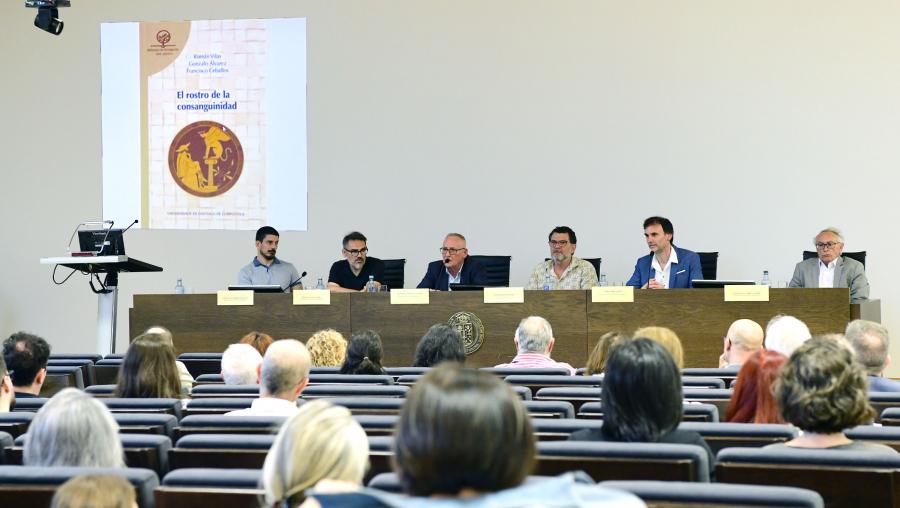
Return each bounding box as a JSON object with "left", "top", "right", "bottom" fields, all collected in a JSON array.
[
  {"left": 525, "top": 257, "right": 598, "bottom": 290},
  {"left": 494, "top": 352, "right": 576, "bottom": 375}
]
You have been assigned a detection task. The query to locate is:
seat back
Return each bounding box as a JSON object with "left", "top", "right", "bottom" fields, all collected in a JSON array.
[
  {"left": 845, "top": 424, "right": 900, "bottom": 452},
  {"left": 881, "top": 407, "right": 900, "bottom": 426},
  {"left": 534, "top": 387, "right": 600, "bottom": 412},
  {"left": 0, "top": 413, "right": 34, "bottom": 439},
  {"left": 578, "top": 402, "right": 720, "bottom": 423},
  {"left": 696, "top": 252, "right": 718, "bottom": 280},
  {"left": 9, "top": 398, "right": 47, "bottom": 413},
  {"left": 177, "top": 353, "right": 224, "bottom": 377},
  {"left": 321, "top": 397, "right": 404, "bottom": 416},
  {"left": 114, "top": 413, "right": 178, "bottom": 439},
  {"left": 169, "top": 434, "right": 274, "bottom": 470},
  {"left": 523, "top": 400, "right": 576, "bottom": 419},
  {"left": 49, "top": 354, "right": 102, "bottom": 363},
  {"left": 189, "top": 384, "right": 260, "bottom": 398},
  {"left": 181, "top": 398, "right": 255, "bottom": 417},
  {"left": 308, "top": 374, "right": 395, "bottom": 385},
  {"left": 481, "top": 367, "right": 573, "bottom": 377},
  {"left": 93, "top": 359, "right": 122, "bottom": 385},
  {"left": 41, "top": 366, "right": 85, "bottom": 397},
  {"left": 381, "top": 258, "right": 406, "bottom": 289},
  {"left": 869, "top": 393, "right": 900, "bottom": 423},
  {"left": 174, "top": 415, "right": 287, "bottom": 441},
  {"left": 10, "top": 433, "right": 171, "bottom": 476},
  {"left": 0, "top": 466, "right": 158, "bottom": 508},
  {"left": 193, "top": 373, "right": 225, "bottom": 384},
  {"left": 353, "top": 414, "right": 400, "bottom": 436},
  {"left": 683, "top": 388, "right": 733, "bottom": 418},
  {"left": 504, "top": 375, "right": 600, "bottom": 393},
  {"left": 384, "top": 367, "right": 431, "bottom": 377},
  {"left": 537, "top": 441, "right": 710, "bottom": 482},
  {"left": 530, "top": 418, "right": 603, "bottom": 441},
  {"left": 301, "top": 385, "right": 409, "bottom": 399},
  {"left": 681, "top": 376, "right": 726, "bottom": 389},
  {"left": 599, "top": 480, "right": 824, "bottom": 508},
  {"left": 803, "top": 250, "right": 866, "bottom": 268},
  {"left": 156, "top": 468, "right": 262, "bottom": 508},
  {"left": 47, "top": 359, "right": 96, "bottom": 386},
  {"left": 467, "top": 255, "right": 511, "bottom": 287},
  {"left": 682, "top": 367, "right": 739, "bottom": 387},
  {"left": 101, "top": 398, "right": 183, "bottom": 420},
  {"left": 679, "top": 422, "right": 797, "bottom": 454}
]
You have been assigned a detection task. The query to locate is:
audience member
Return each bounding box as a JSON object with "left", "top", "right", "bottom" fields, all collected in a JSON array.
[
  {"left": 307, "top": 329, "right": 348, "bottom": 367},
  {"left": 226, "top": 339, "right": 311, "bottom": 416},
  {"left": 51, "top": 475, "right": 137, "bottom": 508},
  {"left": 220, "top": 343, "right": 262, "bottom": 385},
  {"left": 767, "top": 337, "right": 896, "bottom": 453},
  {"left": 2, "top": 331, "right": 50, "bottom": 398},
  {"left": 262, "top": 399, "right": 368, "bottom": 507},
  {"left": 24, "top": 388, "right": 124, "bottom": 467},
  {"left": 239, "top": 330, "right": 274, "bottom": 356},
  {"left": 310, "top": 364, "right": 643, "bottom": 507},
  {"left": 0, "top": 355, "right": 13, "bottom": 412},
  {"left": 764, "top": 314, "right": 811, "bottom": 357},
  {"left": 584, "top": 331, "right": 629, "bottom": 376},
  {"left": 568, "top": 338, "right": 715, "bottom": 471},
  {"left": 846, "top": 319, "right": 900, "bottom": 392},
  {"left": 725, "top": 350, "right": 787, "bottom": 424},
  {"left": 493, "top": 316, "right": 576, "bottom": 375},
  {"left": 718, "top": 319, "right": 764, "bottom": 368},
  {"left": 340, "top": 330, "right": 388, "bottom": 375},
  {"left": 114, "top": 334, "right": 182, "bottom": 399},
  {"left": 412, "top": 324, "right": 465, "bottom": 367},
  {"left": 633, "top": 326, "right": 684, "bottom": 369},
  {"left": 144, "top": 325, "right": 194, "bottom": 392}
]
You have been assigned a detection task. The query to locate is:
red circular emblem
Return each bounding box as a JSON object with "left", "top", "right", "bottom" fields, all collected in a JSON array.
[{"left": 167, "top": 121, "right": 244, "bottom": 198}]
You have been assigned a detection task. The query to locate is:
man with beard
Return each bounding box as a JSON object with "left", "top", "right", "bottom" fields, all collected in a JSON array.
[
  {"left": 328, "top": 231, "right": 385, "bottom": 292},
  {"left": 237, "top": 226, "right": 302, "bottom": 291},
  {"left": 525, "top": 226, "right": 597, "bottom": 290},
  {"left": 626, "top": 216, "right": 703, "bottom": 289},
  {"left": 417, "top": 233, "right": 488, "bottom": 290}
]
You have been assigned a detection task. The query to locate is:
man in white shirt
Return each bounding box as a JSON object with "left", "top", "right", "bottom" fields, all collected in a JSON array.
[
  {"left": 225, "top": 339, "right": 311, "bottom": 416},
  {"left": 789, "top": 227, "right": 869, "bottom": 303}
]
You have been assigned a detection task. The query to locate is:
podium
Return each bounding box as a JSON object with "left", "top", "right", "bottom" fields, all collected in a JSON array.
[{"left": 41, "top": 255, "right": 162, "bottom": 355}]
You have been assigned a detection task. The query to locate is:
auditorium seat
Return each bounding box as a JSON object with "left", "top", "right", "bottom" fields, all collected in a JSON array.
[
  {"left": 93, "top": 359, "right": 122, "bottom": 385},
  {"left": 504, "top": 375, "right": 601, "bottom": 393},
  {"left": 177, "top": 353, "right": 224, "bottom": 377},
  {"left": 321, "top": 397, "right": 404, "bottom": 416},
  {"left": 308, "top": 374, "right": 395, "bottom": 385},
  {"left": 682, "top": 367, "right": 740, "bottom": 387},
  {"left": 599, "top": 480, "right": 824, "bottom": 508},
  {"left": 41, "top": 366, "right": 85, "bottom": 397},
  {"left": 156, "top": 468, "right": 262, "bottom": 508},
  {"left": 310, "top": 366, "right": 341, "bottom": 374},
  {"left": 114, "top": 413, "right": 178, "bottom": 439},
  {"left": 682, "top": 388, "right": 733, "bottom": 417},
  {"left": 367, "top": 435, "right": 394, "bottom": 481},
  {"left": 466, "top": 255, "right": 511, "bottom": 287},
  {"left": 513, "top": 385, "right": 532, "bottom": 401},
  {"left": 353, "top": 415, "right": 399, "bottom": 436},
  {"left": 174, "top": 415, "right": 287, "bottom": 441},
  {"left": 49, "top": 353, "right": 103, "bottom": 363},
  {"left": 681, "top": 376, "right": 727, "bottom": 389},
  {"left": 716, "top": 447, "right": 900, "bottom": 507},
  {"left": 384, "top": 367, "right": 431, "bottom": 377},
  {"left": 845, "top": 424, "right": 900, "bottom": 452},
  {"left": 880, "top": 407, "right": 900, "bottom": 426},
  {"left": 367, "top": 472, "right": 404, "bottom": 493},
  {"left": 47, "top": 358, "right": 96, "bottom": 386},
  {"left": 578, "top": 402, "right": 720, "bottom": 423},
  {"left": 12, "top": 433, "right": 171, "bottom": 476},
  {"left": 169, "top": 434, "right": 274, "bottom": 470},
  {"left": 182, "top": 398, "right": 255, "bottom": 417},
  {"left": 530, "top": 418, "right": 602, "bottom": 441},
  {"left": 189, "top": 384, "right": 259, "bottom": 398},
  {"left": 679, "top": 422, "right": 798, "bottom": 454},
  {"left": 381, "top": 258, "right": 406, "bottom": 289},
  {"left": 9, "top": 398, "right": 47, "bottom": 412},
  {"left": 0, "top": 431, "right": 12, "bottom": 465},
  {"left": 481, "top": 367, "right": 573, "bottom": 377},
  {"left": 523, "top": 400, "right": 576, "bottom": 419},
  {"left": 301, "top": 385, "right": 409, "bottom": 399},
  {"left": 537, "top": 441, "right": 710, "bottom": 482},
  {"left": 697, "top": 251, "right": 719, "bottom": 280},
  {"left": 868, "top": 392, "right": 900, "bottom": 423},
  {"left": 0, "top": 413, "right": 34, "bottom": 439},
  {"left": 193, "top": 373, "right": 224, "bottom": 384},
  {"left": 101, "top": 398, "right": 184, "bottom": 420},
  {"left": 85, "top": 383, "right": 116, "bottom": 396},
  {"left": 0, "top": 466, "right": 158, "bottom": 508},
  {"left": 534, "top": 387, "right": 599, "bottom": 411}
]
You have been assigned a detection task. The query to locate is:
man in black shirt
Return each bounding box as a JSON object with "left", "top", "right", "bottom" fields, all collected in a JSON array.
[
  {"left": 2, "top": 332, "right": 50, "bottom": 399},
  {"left": 327, "top": 231, "right": 385, "bottom": 292}
]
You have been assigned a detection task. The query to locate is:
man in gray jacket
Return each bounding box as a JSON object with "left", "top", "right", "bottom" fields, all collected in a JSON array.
[{"left": 789, "top": 227, "right": 869, "bottom": 303}]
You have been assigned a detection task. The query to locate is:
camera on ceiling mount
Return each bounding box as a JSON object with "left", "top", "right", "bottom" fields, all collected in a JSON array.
[{"left": 25, "top": 0, "right": 71, "bottom": 36}]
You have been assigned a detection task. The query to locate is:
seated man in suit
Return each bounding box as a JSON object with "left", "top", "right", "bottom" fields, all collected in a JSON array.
[
  {"left": 328, "top": 231, "right": 385, "bottom": 292},
  {"left": 789, "top": 227, "right": 869, "bottom": 303},
  {"left": 846, "top": 319, "right": 900, "bottom": 392},
  {"left": 626, "top": 216, "right": 703, "bottom": 289},
  {"left": 2, "top": 332, "right": 50, "bottom": 399},
  {"left": 417, "top": 233, "right": 487, "bottom": 290}
]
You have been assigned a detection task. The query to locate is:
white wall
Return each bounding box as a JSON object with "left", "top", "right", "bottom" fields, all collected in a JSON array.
[{"left": 1, "top": 1, "right": 896, "bottom": 371}]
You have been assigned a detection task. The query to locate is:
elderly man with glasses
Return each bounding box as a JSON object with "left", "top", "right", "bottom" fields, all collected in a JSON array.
[
  {"left": 526, "top": 226, "right": 598, "bottom": 290},
  {"left": 416, "top": 233, "right": 488, "bottom": 290},
  {"left": 327, "top": 231, "right": 385, "bottom": 292},
  {"left": 789, "top": 227, "right": 869, "bottom": 303}
]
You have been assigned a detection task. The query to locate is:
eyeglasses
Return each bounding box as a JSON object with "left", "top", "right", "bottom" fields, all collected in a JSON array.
[
  {"left": 815, "top": 242, "right": 841, "bottom": 250},
  {"left": 344, "top": 248, "right": 368, "bottom": 256},
  {"left": 439, "top": 247, "right": 466, "bottom": 255},
  {"left": 549, "top": 240, "right": 570, "bottom": 247}
]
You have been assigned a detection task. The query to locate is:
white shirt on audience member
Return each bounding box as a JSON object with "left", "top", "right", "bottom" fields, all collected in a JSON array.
[
  {"left": 818, "top": 258, "right": 836, "bottom": 288},
  {"left": 224, "top": 397, "right": 298, "bottom": 416}
]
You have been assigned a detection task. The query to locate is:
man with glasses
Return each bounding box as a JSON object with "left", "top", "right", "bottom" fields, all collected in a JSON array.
[
  {"left": 526, "top": 226, "right": 598, "bottom": 290},
  {"left": 789, "top": 227, "right": 869, "bottom": 303},
  {"left": 417, "top": 233, "right": 488, "bottom": 290},
  {"left": 328, "top": 231, "right": 385, "bottom": 292}
]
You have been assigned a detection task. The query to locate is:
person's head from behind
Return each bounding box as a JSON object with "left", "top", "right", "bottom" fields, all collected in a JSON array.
[
  {"left": 239, "top": 331, "right": 274, "bottom": 356},
  {"left": 143, "top": 325, "right": 174, "bottom": 347},
  {"left": 602, "top": 338, "right": 682, "bottom": 442},
  {"left": 220, "top": 343, "right": 263, "bottom": 385},
  {"left": 514, "top": 316, "right": 555, "bottom": 356},
  {"left": 25, "top": 388, "right": 123, "bottom": 467},
  {"left": 262, "top": 399, "right": 369, "bottom": 507},
  {"left": 764, "top": 315, "right": 811, "bottom": 357},
  {"left": 393, "top": 364, "right": 535, "bottom": 497},
  {"left": 412, "top": 324, "right": 465, "bottom": 367},
  {"left": 725, "top": 350, "right": 787, "bottom": 424},
  {"left": 633, "top": 326, "right": 684, "bottom": 369},
  {"left": 260, "top": 339, "right": 311, "bottom": 401},
  {"left": 2, "top": 331, "right": 51, "bottom": 394},
  {"left": 115, "top": 334, "right": 181, "bottom": 398},
  {"left": 340, "top": 330, "right": 385, "bottom": 375},
  {"left": 846, "top": 319, "right": 891, "bottom": 376},
  {"left": 51, "top": 475, "right": 137, "bottom": 508},
  {"left": 306, "top": 329, "right": 348, "bottom": 367},
  {"left": 0, "top": 355, "right": 13, "bottom": 412},
  {"left": 776, "top": 336, "right": 875, "bottom": 434},
  {"left": 722, "top": 318, "right": 764, "bottom": 366},
  {"left": 585, "top": 331, "right": 629, "bottom": 375}
]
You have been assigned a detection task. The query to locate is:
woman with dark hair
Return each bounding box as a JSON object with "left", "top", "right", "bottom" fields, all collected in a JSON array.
[
  {"left": 340, "top": 330, "right": 387, "bottom": 375},
  {"left": 569, "top": 338, "right": 714, "bottom": 467},
  {"left": 411, "top": 324, "right": 465, "bottom": 367},
  {"left": 114, "top": 334, "right": 182, "bottom": 399},
  {"left": 766, "top": 337, "right": 896, "bottom": 453},
  {"left": 725, "top": 350, "right": 787, "bottom": 424}
]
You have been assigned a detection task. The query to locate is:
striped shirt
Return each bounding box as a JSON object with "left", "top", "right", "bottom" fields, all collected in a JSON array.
[{"left": 494, "top": 353, "right": 576, "bottom": 375}]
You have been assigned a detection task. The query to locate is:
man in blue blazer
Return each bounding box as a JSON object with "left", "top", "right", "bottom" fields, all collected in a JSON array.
[
  {"left": 417, "top": 233, "right": 488, "bottom": 290},
  {"left": 626, "top": 216, "right": 704, "bottom": 289}
]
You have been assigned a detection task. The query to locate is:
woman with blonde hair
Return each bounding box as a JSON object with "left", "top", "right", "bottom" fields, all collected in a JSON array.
[
  {"left": 143, "top": 325, "right": 194, "bottom": 394},
  {"left": 634, "top": 326, "right": 684, "bottom": 369},
  {"left": 306, "top": 329, "right": 348, "bottom": 367},
  {"left": 51, "top": 475, "right": 137, "bottom": 508},
  {"left": 261, "top": 399, "right": 369, "bottom": 507},
  {"left": 584, "top": 331, "right": 629, "bottom": 375}
]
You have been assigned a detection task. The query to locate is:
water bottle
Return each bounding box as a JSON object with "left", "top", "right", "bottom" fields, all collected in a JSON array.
[
  {"left": 315, "top": 278, "right": 325, "bottom": 290},
  {"left": 367, "top": 275, "right": 376, "bottom": 293},
  {"left": 761, "top": 270, "right": 770, "bottom": 286},
  {"left": 543, "top": 274, "right": 552, "bottom": 291},
  {"left": 599, "top": 273, "right": 608, "bottom": 287},
  {"left": 175, "top": 278, "right": 185, "bottom": 294}
]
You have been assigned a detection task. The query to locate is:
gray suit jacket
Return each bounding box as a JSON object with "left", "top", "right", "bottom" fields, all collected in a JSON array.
[{"left": 789, "top": 255, "right": 869, "bottom": 303}]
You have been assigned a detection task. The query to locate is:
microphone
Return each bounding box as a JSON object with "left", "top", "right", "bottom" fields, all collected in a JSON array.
[
  {"left": 285, "top": 271, "right": 307, "bottom": 291},
  {"left": 121, "top": 219, "right": 139, "bottom": 235}
]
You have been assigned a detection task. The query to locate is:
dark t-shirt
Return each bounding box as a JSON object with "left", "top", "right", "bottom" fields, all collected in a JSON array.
[{"left": 328, "top": 257, "right": 385, "bottom": 290}]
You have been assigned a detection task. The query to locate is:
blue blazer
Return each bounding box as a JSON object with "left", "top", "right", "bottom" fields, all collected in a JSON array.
[
  {"left": 626, "top": 246, "right": 704, "bottom": 288},
  {"left": 417, "top": 258, "right": 488, "bottom": 291}
]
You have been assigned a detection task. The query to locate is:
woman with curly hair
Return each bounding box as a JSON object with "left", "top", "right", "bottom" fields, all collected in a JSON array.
[{"left": 307, "top": 329, "right": 348, "bottom": 367}]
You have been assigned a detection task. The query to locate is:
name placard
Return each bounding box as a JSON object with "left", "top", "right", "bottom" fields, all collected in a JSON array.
[
  {"left": 293, "top": 289, "right": 331, "bottom": 305},
  {"left": 591, "top": 286, "right": 634, "bottom": 303},
  {"left": 390, "top": 289, "right": 430, "bottom": 305},
  {"left": 217, "top": 290, "right": 254, "bottom": 306},
  {"left": 724, "top": 285, "right": 769, "bottom": 302},
  {"left": 484, "top": 287, "right": 525, "bottom": 304}
]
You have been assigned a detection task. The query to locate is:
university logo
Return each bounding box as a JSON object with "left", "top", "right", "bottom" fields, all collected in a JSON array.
[
  {"left": 168, "top": 121, "right": 244, "bottom": 197},
  {"left": 156, "top": 30, "right": 171, "bottom": 47},
  {"left": 447, "top": 311, "right": 485, "bottom": 355}
]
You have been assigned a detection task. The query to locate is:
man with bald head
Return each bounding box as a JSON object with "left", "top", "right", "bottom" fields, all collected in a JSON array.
[
  {"left": 494, "top": 316, "right": 575, "bottom": 375},
  {"left": 789, "top": 227, "right": 869, "bottom": 303},
  {"left": 225, "top": 339, "right": 311, "bottom": 416},
  {"left": 718, "top": 319, "right": 764, "bottom": 368},
  {"left": 417, "top": 233, "right": 488, "bottom": 290},
  {"left": 846, "top": 319, "right": 900, "bottom": 392}
]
